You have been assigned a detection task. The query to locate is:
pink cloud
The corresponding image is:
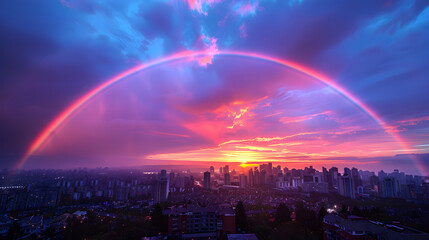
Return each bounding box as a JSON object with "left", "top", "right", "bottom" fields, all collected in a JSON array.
[
  {"left": 150, "top": 130, "right": 190, "bottom": 138},
  {"left": 186, "top": 0, "right": 223, "bottom": 15},
  {"left": 279, "top": 111, "right": 333, "bottom": 124},
  {"left": 239, "top": 22, "right": 248, "bottom": 38},
  {"left": 234, "top": 1, "right": 259, "bottom": 16},
  {"left": 396, "top": 116, "right": 429, "bottom": 125},
  {"left": 194, "top": 34, "right": 219, "bottom": 66},
  {"left": 385, "top": 116, "right": 429, "bottom": 133}
]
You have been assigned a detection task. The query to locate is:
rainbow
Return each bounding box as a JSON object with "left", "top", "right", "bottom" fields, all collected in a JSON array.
[{"left": 17, "top": 50, "right": 420, "bottom": 173}]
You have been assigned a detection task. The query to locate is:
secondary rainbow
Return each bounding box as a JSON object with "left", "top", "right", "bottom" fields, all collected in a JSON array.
[{"left": 17, "top": 50, "right": 420, "bottom": 172}]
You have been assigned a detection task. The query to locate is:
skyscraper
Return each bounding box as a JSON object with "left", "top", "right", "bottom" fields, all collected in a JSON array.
[
  {"left": 204, "top": 171, "right": 211, "bottom": 189},
  {"left": 283, "top": 167, "right": 289, "bottom": 174},
  {"left": 329, "top": 167, "right": 339, "bottom": 187},
  {"left": 378, "top": 170, "right": 387, "bottom": 182},
  {"left": 210, "top": 166, "right": 215, "bottom": 175},
  {"left": 268, "top": 162, "right": 273, "bottom": 175},
  {"left": 370, "top": 175, "right": 379, "bottom": 191},
  {"left": 254, "top": 168, "right": 260, "bottom": 185},
  {"left": 248, "top": 168, "right": 254, "bottom": 187},
  {"left": 351, "top": 167, "right": 362, "bottom": 190},
  {"left": 338, "top": 174, "right": 355, "bottom": 199},
  {"left": 323, "top": 167, "right": 333, "bottom": 188},
  {"left": 381, "top": 178, "right": 398, "bottom": 198},
  {"left": 239, "top": 174, "right": 247, "bottom": 188},
  {"left": 224, "top": 165, "right": 229, "bottom": 174},
  {"left": 344, "top": 167, "right": 351, "bottom": 176},
  {"left": 224, "top": 172, "right": 231, "bottom": 185},
  {"left": 154, "top": 170, "right": 170, "bottom": 202},
  {"left": 260, "top": 170, "right": 266, "bottom": 185}
]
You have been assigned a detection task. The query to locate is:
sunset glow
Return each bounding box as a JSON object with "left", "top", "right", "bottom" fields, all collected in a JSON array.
[{"left": 18, "top": 53, "right": 425, "bottom": 174}]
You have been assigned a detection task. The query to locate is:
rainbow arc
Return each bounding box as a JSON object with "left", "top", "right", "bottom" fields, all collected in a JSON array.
[{"left": 17, "top": 50, "right": 420, "bottom": 173}]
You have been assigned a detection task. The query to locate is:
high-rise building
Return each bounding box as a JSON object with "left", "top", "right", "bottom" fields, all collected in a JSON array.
[
  {"left": 304, "top": 166, "right": 316, "bottom": 175},
  {"left": 329, "top": 167, "right": 339, "bottom": 187},
  {"left": 224, "top": 165, "right": 229, "bottom": 174},
  {"left": 239, "top": 174, "right": 247, "bottom": 188},
  {"left": 338, "top": 174, "right": 355, "bottom": 199},
  {"left": 220, "top": 167, "right": 223, "bottom": 175},
  {"left": 260, "top": 170, "right": 266, "bottom": 185},
  {"left": 189, "top": 176, "right": 195, "bottom": 187},
  {"left": 301, "top": 172, "right": 328, "bottom": 193},
  {"left": 210, "top": 166, "right": 215, "bottom": 175},
  {"left": 370, "top": 175, "right": 379, "bottom": 191},
  {"left": 268, "top": 162, "right": 273, "bottom": 175},
  {"left": 274, "top": 165, "right": 281, "bottom": 176},
  {"left": 224, "top": 172, "right": 231, "bottom": 185},
  {"left": 381, "top": 177, "right": 398, "bottom": 198},
  {"left": 174, "top": 174, "right": 185, "bottom": 189},
  {"left": 344, "top": 167, "right": 351, "bottom": 176},
  {"left": 322, "top": 167, "right": 328, "bottom": 179},
  {"left": 204, "top": 171, "right": 211, "bottom": 189},
  {"left": 254, "top": 169, "right": 260, "bottom": 185},
  {"left": 283, "top": 167, "right": 289, "bottom": 174},
  {"left": 390, "top": 169, "right": 406, "bottom": 186},
  {"left": 378, "top": 170, "right": 387, "bottom": 181},
  {"left": 359, "top": 170, "right": 374, "bottom": 185},
  {"left": 351, "top": 168, "right": 362, "bottom": 190},
  {"left": 154, "top": 170, "right": 170, "bottom": 202},
  {"left": 248, "top": 168, "right": 254, "bottom": 187},
  {"left": 323, "top": 167, "right": 333, "bottom": 188},
  {"left": 259, "top": 164, "right": 266, "bottom": 173}
]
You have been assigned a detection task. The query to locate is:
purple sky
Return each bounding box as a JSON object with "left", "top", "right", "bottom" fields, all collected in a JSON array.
[{"left": 0, "top": 0, "right": 428, "bottom": 174}]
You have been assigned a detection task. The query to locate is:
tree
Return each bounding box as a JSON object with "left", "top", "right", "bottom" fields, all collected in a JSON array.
[
  {"left": 101, "top": 231, "right": 120, "bottom": 240},
  {"left": 151, "top": 203, "right": 168, "bottom": 234},
  {"left": 64, "top": 216, "right": 86, "bottom": 240},
  {"left": 317, "top": 206, "right": 328, "bottom": 229},
  {"left": 306, "top": 209, "right": 318, "bottom": 229},
  {"left": 360, "top": 206, "right": 369, "bottom": 217},
  {"left": 369, "top": 207, "right": 381, "bottom": 220},
  {"left": 248, "top": 213, "right": 271, "bottom": 240},
  {"left": 295, "top": 201, "right": 306, "bottom": 224},
  {"left": 352, "top": 206, "right": 361, "bottom": 216},
  {"left": 7, "top": 221, "right": 23, "bottom": 240},
  {"left": 151, "top": 204, "right": 163, "bottom": 228},
  {"left": 340, "top": 204, "right": 348, "bottom": 215},
  {"left": 42, "top": 226, "right": 56, "bottom": 239},
  {"left": 274, "top": 203, "right": 291, "bottom": 226},
  {"left": 235, "top": 201, "right": 248, "bottom": 232},
  {"left": 318, "top": 206, "right": 327, "bottom": 222}
]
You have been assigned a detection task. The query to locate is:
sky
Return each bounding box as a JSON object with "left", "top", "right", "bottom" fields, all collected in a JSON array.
[{"left": 0, "top": 0, "right": 428, "bottom": 175}]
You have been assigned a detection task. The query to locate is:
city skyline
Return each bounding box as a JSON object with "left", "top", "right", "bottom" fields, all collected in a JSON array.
[
  {"left": 1, "top": 162, "right": 428, "bottom": 239},
  {"left": 10, "top": 160, "right": 426, "bottom": 177},
  {"left": 1, "top": 1, "right": 429, "bottom": 175}
]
